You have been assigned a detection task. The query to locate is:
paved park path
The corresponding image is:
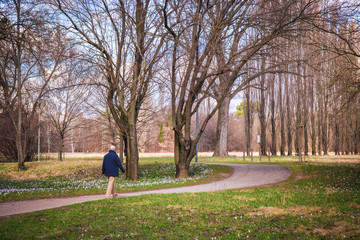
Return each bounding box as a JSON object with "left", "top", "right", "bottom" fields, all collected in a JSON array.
[{"left": 0, "top": 164, "right": 291, "bottom": 218}]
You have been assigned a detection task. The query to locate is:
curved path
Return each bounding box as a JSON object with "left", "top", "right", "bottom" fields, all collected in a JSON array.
[{"left": 0, "top": 164, "right": 291, "bottom": 218}]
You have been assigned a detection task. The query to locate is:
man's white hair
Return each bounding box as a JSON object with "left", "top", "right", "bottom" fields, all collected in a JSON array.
[{"left": 109, "top": 145, "right": 116, "bottom": 151}]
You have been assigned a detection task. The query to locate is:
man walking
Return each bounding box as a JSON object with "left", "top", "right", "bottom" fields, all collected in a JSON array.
[{"left": 102, "top": 145, "right": 125, "bottom": 199}]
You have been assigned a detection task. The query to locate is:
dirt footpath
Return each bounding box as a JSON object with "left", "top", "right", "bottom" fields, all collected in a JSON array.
[{"left": 0, "top": 164, "right": 291, "bottom": 218}]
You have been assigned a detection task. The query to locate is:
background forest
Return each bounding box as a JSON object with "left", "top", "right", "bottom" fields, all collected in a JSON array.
[{"left": 0, "top": 0, "right": 359, "bottom": 179}]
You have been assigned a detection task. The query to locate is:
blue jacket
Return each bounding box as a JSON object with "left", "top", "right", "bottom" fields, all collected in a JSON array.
[{"left": 102, "top": 150, "right": 125, "bottom": 177}]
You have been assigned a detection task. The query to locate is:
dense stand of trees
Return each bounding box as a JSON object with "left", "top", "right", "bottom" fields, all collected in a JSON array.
[{"left": 1, "top": 0, "right": 359, "bottom": 178}]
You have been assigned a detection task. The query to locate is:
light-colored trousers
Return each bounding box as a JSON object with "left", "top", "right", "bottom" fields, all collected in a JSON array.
[{"left": 105, "top": 176, "right": 116, "bottom": 198}]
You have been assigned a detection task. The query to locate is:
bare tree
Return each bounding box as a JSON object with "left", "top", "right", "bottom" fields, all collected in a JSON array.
[
  {"left": 278, "top": 71, "right": 286, "bottom": 156},
  {"left": 0, "top": 0, "right": 68, "bottom": 169},
  {"left": 270, "top": 75, "right": 277, "bottom": 156},
  {"left": 162, "top": 0, "right": 320, "bottom": 178},
  {"left": 50, "top": 0, "right": 166, "bottom": 180},
  {"left": 259, "top": 55, "right": 268, "bottom": 156},
  {"left": 162, "top": 0, "right": 244, "bottom": 177},
  {"left": 45, "top": 67, "right": 88, "bottom": 161}
]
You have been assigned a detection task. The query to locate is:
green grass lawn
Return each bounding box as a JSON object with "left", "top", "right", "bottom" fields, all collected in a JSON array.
[{"left": 0, "top": 157, "right": 359, "bottom": 239}]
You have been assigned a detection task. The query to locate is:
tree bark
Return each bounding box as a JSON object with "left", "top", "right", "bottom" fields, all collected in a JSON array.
[
  {"left": 303, "top": 67, "right": 309, "bottom": 156},
  {"left": 295, "top": 63, "right": 302, "bottom": 156},
  {"left": 317, "top": 100, "right": 323, "bottom": 155},
  {"left": 286, "top": 74, "right": 292, "bottom": 156},
  {"left": 213, "top": 96, "right": 230, "bottom": 157},
  {"left": 355, "top": 119, "right": 359, "bottom": 154},
  {"left": 119, "top": 0, "right": 146, "bottom": 181},
  {"left": 15, "top": 0, "right": 25, "bottom": 171},
  {"left": 279, "top": 73, "right": 286, "bottom": 156},
  {"left": 47, "top": 125, "right": 51, "bottom": 153},
  {"left": 322, "top": 93, "right": 329, "bottom": 155},
  {"left": 310, "top": 74, "right": 316, "bottom": 155},
  {"left": 295, "top": 98, "right": 301, "bottom": 156},
  {"left": 311, "top": 110, "right": 317, "bottom": 155},
  {"left": 174, "top": 133, "right": 190, "bottom": 179},
  {"left": 119, "top": 133, "right": 124, "bottom": 164},
  {"left": 334, "top": 120, "right": 340, "bottom": 155},
  {"left": 259, "top": 57, "right": 267, "bottom": 156},
  {"left": 126, "top": 119, "right": 139, "bottom": 180},
  {"left": 245, "top": 90, "right": 253, "bottom": 156},
  {"left": 58, "top": 137, "right": 64, "bottom": 161},
  {"left": 270, "top": 76, "right": 276, "bottom": 156}
]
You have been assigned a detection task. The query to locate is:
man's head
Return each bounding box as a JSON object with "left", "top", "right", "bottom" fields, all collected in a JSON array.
[{"left": 109, "top": 145, "right": 116, "bottom": 151}]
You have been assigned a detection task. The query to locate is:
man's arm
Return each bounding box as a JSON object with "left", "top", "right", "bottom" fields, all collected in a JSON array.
[
  {"left": 115, "top": 155, "right": 125, "bottom": 173},
  {"left": 102, "top": 159, "right": 106, "bottom": 175}
]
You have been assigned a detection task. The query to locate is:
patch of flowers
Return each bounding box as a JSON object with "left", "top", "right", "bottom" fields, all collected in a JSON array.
[
  {"left": 298, "top": 163, "right": 360, "bottom": 193},
  {"left": 0, "top": 163, "right": 213, "bottom": 196}
]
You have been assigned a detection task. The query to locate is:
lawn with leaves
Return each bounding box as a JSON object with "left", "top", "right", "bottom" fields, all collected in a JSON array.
[
  {"left": 0, "top": 160, "right": 230, "bottom": 202},
  {"left": 1, "top": 161, "right": 359, "bottom": 239}
]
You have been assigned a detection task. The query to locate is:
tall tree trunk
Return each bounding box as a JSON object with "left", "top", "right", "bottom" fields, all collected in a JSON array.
[
  {"left": 340, "top": 119, "right": 345, "bottom": 155},
  {"left": 212, "top": 41, "right": 232, "bottom": 158},
  {"left": 295, "top": 33, "right": 304, "bottom": 157},
  {"left": 316, "top": 69, "right": 323, "bottom": 155},
  {"left": 351, "top": 124, "right": 354, "bottom": 154},
  {"left": 123, "top": 0, "right": 145, "bottom": 181},
  {"left": 317, "top": 101, "right": 323, "bottom": 155},
  {"left": 58, "top": 137, "right": 64, "bottom": 161},
  {"left": 15, "top": 0, "right": 25, "bottom": 171},
  {"left": 304, "top": 117, "right": 308, "bottom": 155},
  {"left": 310, "top": 75, "right": 316, "bottom": 155},
  {"left": 303, "top": 68, "right": 309, "bottom": 156},
  {"left": 173, "top": 97, "right": 196, "bottom": 179},
  {"left": 259, "top": 57, "right": 267, "bottom": 156},
  {"left": 311, "top": 110, "right": 316, "bottom": 155},
  {"left": 334, "top": 120, "right": 340, "bottom": 155},
  {"left": 119, "top": 132, "right": 124, "bottom": 163},
  {"left": 279, "top": 73, "right": 286, "bottom": 156},
  {"left": 174, "top": 133, "right": 190, "bottom": 179},
  {"left": 286, "top": 73, "right": 292, "bottom": 156},
  {"left": 295, "top": 72, "right": 302, "bottom": 156},
  {"left": 107, "top": 110, "right": 116, "bottom": 145},
  {"left": 322, "top": 93, "right": 329, "bottom": 155},
  {"left": 355, "top": 119, "right": 359, "bottom": 154},
  {"left": 345, "top": 119, "right": 349, "bottom": 154},
  {"left": 47, "top": 125, "right": 51, "bottom": 153},
  {"left": 270, "top": 76, "right": 276, "bottom": 156},
  {"left": 245, "top": 89, "right": 252, "bottom": 156},
  {"left": 126, "top": 116, "right": 139, "bottom": 180},
  {"left": 213, "top": 96, "right": 230, "bottom": 157}
]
